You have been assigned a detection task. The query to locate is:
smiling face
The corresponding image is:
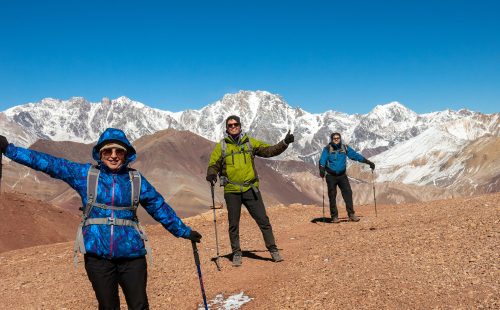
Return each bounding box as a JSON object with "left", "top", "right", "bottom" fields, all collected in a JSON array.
[
  {"left": 226, "top": 119, "right": 242, "bottom": 136},
  {"left": 100, "top": 147, "right": 126, "bottom": 171}
]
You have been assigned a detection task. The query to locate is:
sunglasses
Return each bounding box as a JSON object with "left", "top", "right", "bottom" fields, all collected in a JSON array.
[
  {"left": 332, "top": 137, "right": 341, "bottom": 140},
  {"left": 101, "top": 148, "right": 126, "bottom": 157},
  {"left": 227, "top": 123, "right": 241, "bottom": 128}
]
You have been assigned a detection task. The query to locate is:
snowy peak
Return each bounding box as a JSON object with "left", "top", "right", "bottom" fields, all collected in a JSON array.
[
  {"left": 368, "top": 101, "right": 418, "bottom": 122},
  {"left": 0, "top": 90, "right": 498, "bottom": 193}
]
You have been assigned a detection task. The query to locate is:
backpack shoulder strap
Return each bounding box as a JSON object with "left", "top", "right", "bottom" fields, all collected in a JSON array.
[
  {"left": 85, "top": 165, "right": 100, "bottom": 218},
  {"left": 129, "top": 169, "right": 141, "bottom": 209},
  {"left": 342, "top": 144, "right": 348, "bottom": 153},
  {"left": 221, "top": 138, "right": 227, "bottom": 159},
  {"left": 328, "top": 144, "right": 333, "bottom": 154}
]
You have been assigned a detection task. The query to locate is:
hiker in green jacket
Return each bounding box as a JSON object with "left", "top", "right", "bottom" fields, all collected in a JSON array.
[{"left": 206, "top": 115, "right": 294, "bottom": 266}]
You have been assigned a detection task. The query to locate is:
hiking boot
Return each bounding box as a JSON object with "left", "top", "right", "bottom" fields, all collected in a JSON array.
[
  {"left": 348, "top": 214, "right": 360, "bottom": 222},
  {"left": 270, "top": 251, "right": 284, "bottom": 262},
  {"left": 331, "top": 217, "right": 341, "bottom": 224},
  {"left": 232, "top": 253, "right": 242, "bottom": 267}
]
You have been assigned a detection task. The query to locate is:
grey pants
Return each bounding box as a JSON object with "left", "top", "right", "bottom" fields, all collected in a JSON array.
[{"left": 224, "top": 189, "right": 278, "bottom": 254}]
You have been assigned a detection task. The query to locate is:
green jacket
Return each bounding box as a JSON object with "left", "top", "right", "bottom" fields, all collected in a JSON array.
[{"left": 207, "top": 133, "right": 288, "bottom": 193}]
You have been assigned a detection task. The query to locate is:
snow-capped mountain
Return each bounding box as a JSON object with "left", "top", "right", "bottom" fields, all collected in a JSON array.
[{"left": 1, "top": 90, "right": 498, "bottom": 191}]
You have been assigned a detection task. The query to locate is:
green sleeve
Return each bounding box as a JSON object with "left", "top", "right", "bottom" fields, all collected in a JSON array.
[
  {"left": 251, "top": 137, "right": 288, "bottom": 158},
  {"left": 207, "top": 142, "right": 223, "bottom": 176}
]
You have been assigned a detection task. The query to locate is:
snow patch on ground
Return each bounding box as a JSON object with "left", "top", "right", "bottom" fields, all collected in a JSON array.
[{"left": 198, "top": 292, "right": 252, "bottom": 310}]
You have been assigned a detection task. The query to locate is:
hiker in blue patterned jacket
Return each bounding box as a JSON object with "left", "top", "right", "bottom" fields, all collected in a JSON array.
[
  {"left": 319, "top": 132, "right": 375, "bottom": 223},
  {"left": 0, "top": 129, "right": 202, "bottom": 310}
]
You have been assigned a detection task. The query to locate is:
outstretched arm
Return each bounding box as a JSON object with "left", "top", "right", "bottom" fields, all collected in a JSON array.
[
  {"left": 139, "top": 175, "right": 192, "bottom": 238},
  {"left": 346, "top": 145, "right": 375, "bottom": 170},
  {"left": 252, "top": 138, "right": 288, "bottom": 158},
  {"left": 2, "top": 137, "right": 88, "bottom": 189}
]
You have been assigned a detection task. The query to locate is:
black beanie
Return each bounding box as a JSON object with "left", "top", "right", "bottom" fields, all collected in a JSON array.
[{"left": 225, "top": 115, "right": 241, "bottom": 127}]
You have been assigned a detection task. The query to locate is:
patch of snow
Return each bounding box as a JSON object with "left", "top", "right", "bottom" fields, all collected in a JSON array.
[{"left": 199, "top": 292, "right": 252, "bottom": 310}]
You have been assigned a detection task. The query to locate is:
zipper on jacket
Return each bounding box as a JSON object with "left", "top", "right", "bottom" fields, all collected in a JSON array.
[{"left": 109, "top": 174, "right": 115, "bottom": 257}]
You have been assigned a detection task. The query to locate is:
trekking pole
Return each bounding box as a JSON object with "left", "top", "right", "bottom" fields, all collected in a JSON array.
[
  {"left": 322, "top": 179, "right": 325, "bottom": 224},
  {"left": 191, "top": 241, "right": 208, "bottom": 310},
  {"left": 371, "top": 170, "right": 377, "bottom": 217},
  {"left": 210, "top": 182, "right": 221, "bottom": 271}
]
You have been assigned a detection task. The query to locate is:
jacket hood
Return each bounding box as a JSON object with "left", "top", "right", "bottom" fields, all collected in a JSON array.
[{"left": 92, "top": 128, "right": 137, "bottom": 164}]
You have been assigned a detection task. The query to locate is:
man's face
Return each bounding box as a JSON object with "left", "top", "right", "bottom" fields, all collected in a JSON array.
[
  {"left": 100, "top": 148, "right": 126, "bottom": 171},
  {"left": 226, "top": 119, "right": 241, "bottom": 135},
  {"left": 332, "top": 135, "right": 341, "bottom": 143}
]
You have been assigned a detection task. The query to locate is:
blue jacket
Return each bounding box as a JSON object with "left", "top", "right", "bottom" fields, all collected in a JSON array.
[
  {"left": 319, "top": 142, "right": 366, "bottom": 175},
  {"left": 5, "top": 128, "right": 192, "bottom": 259}
]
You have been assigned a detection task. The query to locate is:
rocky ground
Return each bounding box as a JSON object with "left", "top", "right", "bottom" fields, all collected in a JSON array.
[{"left": 0, "top": 193, "right": 498, "bottom": 309}]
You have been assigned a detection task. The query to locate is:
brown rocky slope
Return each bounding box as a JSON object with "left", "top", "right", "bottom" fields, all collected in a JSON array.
[
  {"left": 0, "top": 192, "right": 79, "bottom": 253},
  {"left": 0, "top": 193, "right": 498, "bottom": 309}
]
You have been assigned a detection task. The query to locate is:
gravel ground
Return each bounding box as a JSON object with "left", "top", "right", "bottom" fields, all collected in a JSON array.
[{"left": 0, "top": 193, "right": 498, "bottom": 309}]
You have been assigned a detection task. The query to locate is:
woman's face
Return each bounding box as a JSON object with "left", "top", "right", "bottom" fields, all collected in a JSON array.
[{"left": 100, "top": 148, "right": 126, "bottom": 171}]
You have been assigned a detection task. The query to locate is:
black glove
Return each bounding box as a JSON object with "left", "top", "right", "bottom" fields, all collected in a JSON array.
[
  {"left": 0, "top": 135, "right": 8, "bottom": 154},
  {"left": 319, "top": 166, "right": 325, "bottom": 178},
  {"left": 206, "top": 174, "right": 217, "bottom": 184},
  {"left": 284, "top": 130, "right": 294, "bottom": 144},
  {"left": 188, "top": 230, "right": 202, "bottom": 243},
  {"left": 365, "top": 159, "right": 375, "bottom": 170}
]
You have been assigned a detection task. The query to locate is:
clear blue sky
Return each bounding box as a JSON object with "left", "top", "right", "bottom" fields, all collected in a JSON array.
[{"left": 0, "top": 0, "right": 498, "bottom": 114}]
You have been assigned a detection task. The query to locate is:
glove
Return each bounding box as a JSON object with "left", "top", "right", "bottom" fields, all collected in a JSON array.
[
  {"left": 0, "top": 135, "right": 8, "bottom": 154},
  {"left": 365, "top": 159, "right": 375, "bottom": 170},
  {"left": 319, "top": 166, "right": 325, "bottom": 178},
  {"left": 206, "top": 174, "right": 217, "bottom": 184},
  {"left": 284, "top": 130, "right": 294, "bottom": 144},
  {"left": 188, "top": 230, "right": 202, "bottom": 243}
]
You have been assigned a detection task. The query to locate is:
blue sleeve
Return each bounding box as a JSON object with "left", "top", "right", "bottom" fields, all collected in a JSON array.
[
  {"left": 139, "top": 175, "right": 191, "bottom": 238},
  {"left": 319, "top": 147, "right": 328, "bottom": 167},
  {"left": 4, "top": 144, "right": 88, "bottom": 190},
  {"left": 346, "top": 145, "right": 365, "bottom": 163}
]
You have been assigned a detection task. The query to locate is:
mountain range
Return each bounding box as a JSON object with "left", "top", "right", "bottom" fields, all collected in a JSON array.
[{"left": 0, "top": 90, "right": 498, "bottom": 201}]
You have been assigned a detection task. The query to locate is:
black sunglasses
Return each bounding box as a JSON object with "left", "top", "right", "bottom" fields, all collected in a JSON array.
[{"left": 227, "top": 123, "right": 241, "bottom": 128}]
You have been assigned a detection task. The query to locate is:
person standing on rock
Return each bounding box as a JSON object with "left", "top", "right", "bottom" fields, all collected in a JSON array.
[
  {"left": 206, "top": 115, "right": 294, "bottom": 267},
  {"left": 0, "top": 129, "right": 202, "bottom": 310},
  {"left": 319, "top": 132, "right": 375, "bottom": 223}
]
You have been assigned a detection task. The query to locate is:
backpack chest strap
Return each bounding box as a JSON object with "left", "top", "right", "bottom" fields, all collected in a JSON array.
[
  {"left": 84, "top": 217, "right": 138, "bottom": 226},
  {"left": 89, "top": 203, "right": 137, "bottom": 211}
]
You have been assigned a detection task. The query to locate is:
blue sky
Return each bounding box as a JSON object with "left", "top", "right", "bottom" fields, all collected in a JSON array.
[{"left": 0, "top": 0, "right": 498, "bottom": 114}]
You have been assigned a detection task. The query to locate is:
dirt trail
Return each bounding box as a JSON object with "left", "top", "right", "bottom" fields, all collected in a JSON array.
[{"left": 0, "top": 193, "right": 498, "bottom": 309}]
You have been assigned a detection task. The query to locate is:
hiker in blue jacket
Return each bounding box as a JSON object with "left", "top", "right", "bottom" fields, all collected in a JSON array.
[
  {"left": 319, "top": 132, "right": 375, "bottom": 223},
  {"left": 0, "top": 129, "right": 202, "bottom": 310}
]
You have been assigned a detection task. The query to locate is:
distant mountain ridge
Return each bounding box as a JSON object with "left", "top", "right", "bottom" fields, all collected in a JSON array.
[{"left": 1, "top": 90, "right": 498, "bottom": 191}]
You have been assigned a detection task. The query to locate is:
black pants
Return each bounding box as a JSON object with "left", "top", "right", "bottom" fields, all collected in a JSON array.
[
  {"left": 326, "top": 174, "right": 355, "bottom": 218},
  {"left": 85, "top": 254, "right": 149, "bottom": 310},
  {"left": 224, "top": 190, "right": 278, "bottom": 254}
]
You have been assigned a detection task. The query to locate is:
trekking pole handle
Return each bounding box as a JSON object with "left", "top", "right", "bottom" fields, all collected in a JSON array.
[{"left": 192, "top": 241, "right": 201, "bottom": 266}]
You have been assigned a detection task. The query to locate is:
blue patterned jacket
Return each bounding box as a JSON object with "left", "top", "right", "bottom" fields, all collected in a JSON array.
[{"left": 5, "top": 128, "right": 192, "bottom": 259}]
